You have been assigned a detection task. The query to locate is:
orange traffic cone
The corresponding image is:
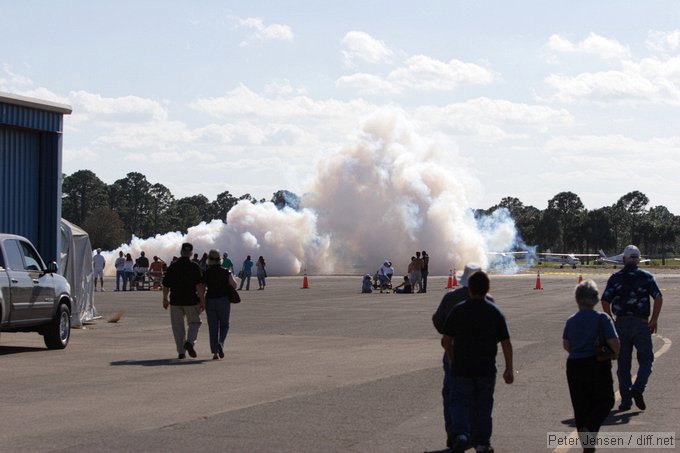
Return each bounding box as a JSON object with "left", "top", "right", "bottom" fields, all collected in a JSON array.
[
  {"left": 534, "top": 271, "right": 543, "bottom": 290},
  {"left": 578, "top": 274, "right": 583, "bottom": 284},
  {"left": 302, "top": 270, "right": 309, "bottom": 289},
  {"left": 447, "top": 269, "right": 453, "bottom": 289},
  {"left": 452, "top": 269, "right": 458, "bottom": 287}
]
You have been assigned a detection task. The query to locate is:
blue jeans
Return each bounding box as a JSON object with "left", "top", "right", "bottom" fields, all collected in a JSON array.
[
  {"left": 238, "top": 272, "right": 251, "bottom": 290},
  {"left": 615, "top": 316, "right": 654, "bottom": 403},
  {"left": 116, "top": 270, "right": 124, "bottom": 290},
  {"left": 450, "top": 375, "right": 496, "bottom": 447},
  {"left": 205, "top": 296, "right": 231, "bottom": 354},
  {"left": 123, "top": 271, "right": 135, "bottom": 290}
]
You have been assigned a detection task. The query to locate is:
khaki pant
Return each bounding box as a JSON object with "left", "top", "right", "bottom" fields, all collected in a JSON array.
[{"left": 170, "top": 305, "right": 202, "bottom": 354}]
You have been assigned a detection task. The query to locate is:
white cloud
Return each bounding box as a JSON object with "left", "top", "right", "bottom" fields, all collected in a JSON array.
[
  {"left": 190, "top": 83, "right": 374, "bottom": 119},
  {"left": 341, "top": 31, "right": 394, "bottom": 67},
  {"left": 544, "top": 32, "right": 631, "bottom": 61},
  {"left": 335, "top": 73, "right": 400, "bottom": 95},
  {"left": 337, "top": 55, "right": 494, "bottom": 95},
  {"left": 544, "top": 55, "right": 680, "bottom": 104},
  {"left": 68, "top": 91, "right": 169, "bottom": 121},
  {"left": 388, "top": 55, "right": 494, "bottom": 91},
  {"left": 646, "top": 30, "right": 680, "bottom": 53},
  {"left": 415, "top": 97, "right": 573, "bottom": 142},
  {"left": 236, "top": 17, "right": 294, "bottom": 47}
]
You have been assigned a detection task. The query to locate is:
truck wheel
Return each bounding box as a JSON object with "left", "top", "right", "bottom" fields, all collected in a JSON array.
[{"left": 44, "top": 304, "right": 71, "bottom": 349}]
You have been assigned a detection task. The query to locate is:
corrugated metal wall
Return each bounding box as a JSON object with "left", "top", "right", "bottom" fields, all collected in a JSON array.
[{"left": 0, "top": 98, "right": 69, "bottom": 262}]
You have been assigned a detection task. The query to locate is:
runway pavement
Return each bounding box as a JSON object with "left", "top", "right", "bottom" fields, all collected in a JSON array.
[{"left": 1, "top": 270, "right": 678, "bottom": 452}]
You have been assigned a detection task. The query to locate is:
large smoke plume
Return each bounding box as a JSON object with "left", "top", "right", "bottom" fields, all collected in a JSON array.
[{"left": 101, "top": 109, "right": 520, "bottom": 276}]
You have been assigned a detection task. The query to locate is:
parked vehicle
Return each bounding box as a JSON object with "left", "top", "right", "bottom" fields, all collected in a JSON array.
[{"left": 0, "top": 233, "right": 73, "bottom": 349}]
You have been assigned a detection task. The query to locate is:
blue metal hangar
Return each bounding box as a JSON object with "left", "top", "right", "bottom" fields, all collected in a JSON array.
[{"left": 0, "top": 91, "right": 72, "bottom": 262}]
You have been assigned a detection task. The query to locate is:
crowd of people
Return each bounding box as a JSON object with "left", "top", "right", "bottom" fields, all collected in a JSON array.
[
  {"left": 363, "top": 250, "right": 430, "bottom": 294},
  {"left": 94, "top": 241, "right": 664, "bottom": 452},
  {"left": 432, "top": 244, "right": 663, "bottom": 453}
]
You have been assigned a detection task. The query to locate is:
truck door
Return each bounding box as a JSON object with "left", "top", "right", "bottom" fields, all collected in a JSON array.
[{"left": 3, "top": 239, "right": 56, "bottom": 322}]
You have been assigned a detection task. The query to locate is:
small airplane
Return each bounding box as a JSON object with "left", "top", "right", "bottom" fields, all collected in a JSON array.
[
  {"left": 597, "top": 249, "right": 651, "bottom": 265},
  {"left": 537, "top": 250, "right": 599, "bottom": 269}
]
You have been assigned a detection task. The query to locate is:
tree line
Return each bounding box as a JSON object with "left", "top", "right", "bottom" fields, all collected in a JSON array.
[
  {"left": 61, "top": 170, "right": 298, "bottom": 249},
  {"left": 63, "top": 170, "right": 680, "bottom": 257}
]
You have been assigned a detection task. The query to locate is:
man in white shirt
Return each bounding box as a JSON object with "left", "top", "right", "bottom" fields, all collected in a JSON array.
[{"left": 93, "top": 248, "right": 106, "bottom": 292}]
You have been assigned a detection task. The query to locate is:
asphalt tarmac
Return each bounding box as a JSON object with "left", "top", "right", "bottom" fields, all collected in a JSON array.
[{"left": 1, "top": 270, "right": 678, "bottom": 453}]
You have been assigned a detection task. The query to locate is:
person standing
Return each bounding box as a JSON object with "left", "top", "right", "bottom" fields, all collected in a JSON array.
[
  {"left": 92, "top": 248, "right": 106, "bottom": 292},
  {"left": 238, "top": 255, "right": 253, "bottom": 290},
  {"left": 162, "top": 242, "right": 205, "bottom": 359},
  {"left": 256, "top": 256, "right": 267, "bottom": 290},
  {"left": 601, "top": 245, "right": 663, "bottom": 411},
  {"left": 421, "top": 251, "right": 430, "bottom": 293},
  {"left": 441, "top": 271, "right": 513, "bottom": 453},
  {"left": 412, "top": 251, "right": 424, "bottom": 293},
  {"left": 432, "top": 263, "right": 484, "bottom": 450},
  {"left": 221, "top": 252, "right": 234, "bottom": 273},
  {"left": 123, "top": 253, "right": 135, "bottom": 291},
  {"left": 114, "top": 251, "right": 126, "bottom": 291},
  {"left": 564, "top": 280, "right": 619, "bottom": 453},
  {"left": 203, "top": 249, "right": 237, "bottom": 360}
]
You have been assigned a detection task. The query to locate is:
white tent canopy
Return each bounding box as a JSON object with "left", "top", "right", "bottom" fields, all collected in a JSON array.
[{"left": 60, "top": 219, "right": 98, "bottom": 326}]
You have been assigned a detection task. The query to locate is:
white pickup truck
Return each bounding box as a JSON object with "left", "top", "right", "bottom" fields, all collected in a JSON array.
[{"left": 0, "top": 233, "right": 73, "bottom": 349}]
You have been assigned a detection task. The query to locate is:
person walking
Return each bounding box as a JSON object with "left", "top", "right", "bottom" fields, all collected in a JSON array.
[
  {"left": 162, "top": 242, "right": 205, "bottom": 359},
  {"left": 256, "top": 256, "right": 267, "bottom": 290},
  {"left": 441, "top": 271, "right": 513, "bottom": 453},
  {"left": 92, "top": 248, "right": 106, "bottom": 292},
  {"left": 203, "top": 249, "right": 237, "bottom": 360},
  {"left": 601, "top": 244, "right": 663, "bottom": 411},
  {"left": 432, "top": 263, "right": 484, "bottom": 450},
  {"left": 238, "top": 255, "right": 253, "bottom": 290},
  {"left": 564, "top": 280, "right": 619, "bottom": 452}
]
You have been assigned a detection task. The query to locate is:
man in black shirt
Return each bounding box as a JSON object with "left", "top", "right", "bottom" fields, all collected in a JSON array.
[
  {"left": 441, "top": 271, "right": 514, "bottom": 453},
  {"left": 162, "top": 242, "right": 205, "bottom": 359}
]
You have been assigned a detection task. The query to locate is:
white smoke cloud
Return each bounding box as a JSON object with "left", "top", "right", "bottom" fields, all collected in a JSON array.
[{"left": 102, "top": 109, "right": 519, "bottom": 277}]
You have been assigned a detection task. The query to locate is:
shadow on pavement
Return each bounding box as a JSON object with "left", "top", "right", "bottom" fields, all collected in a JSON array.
[
  {"left": 0, "top": 345, "right": 46, "bottom": 355},
  {"left": 111, "top": 358, "right": 210, "bottom": 366},
  {"left": 560, "top": 409, "right": 643, "bottom": 428}
]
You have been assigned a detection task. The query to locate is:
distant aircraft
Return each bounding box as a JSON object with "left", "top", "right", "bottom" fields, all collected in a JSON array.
[
  {"left": 597, "top": 249, "right": 651, "bottom": 265},
  {"left": 537, "top": 251, "right": 599, "bottom": 269}
]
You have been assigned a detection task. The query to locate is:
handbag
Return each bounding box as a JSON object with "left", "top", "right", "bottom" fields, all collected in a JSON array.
[
  {"left": 594, "top": 314, "right": 615, "bottom": 362},
  {"left": 227, "top": 283, "right": 241, "bottom": 304}
]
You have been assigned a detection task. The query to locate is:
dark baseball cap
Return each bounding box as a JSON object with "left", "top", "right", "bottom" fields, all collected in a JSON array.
[{"left": 181, "top": 242, "right": 193, "bottom": 253}]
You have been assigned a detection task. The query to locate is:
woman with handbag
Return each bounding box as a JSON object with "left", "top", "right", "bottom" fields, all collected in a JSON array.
[
  {"left": 203, "top": 249, "right": 238, "bottom": 360},
  {"left": 563, "top": 280, "right": 620, "bottom": 453}
]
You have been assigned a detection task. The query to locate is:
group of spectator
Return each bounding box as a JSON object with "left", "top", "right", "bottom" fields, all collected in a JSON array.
[
  {"left": 364, "top": 251, "right": 430, "bottom": 294},
  {"left": 431, "top": 244, "right": 663, "bottom": 453}
]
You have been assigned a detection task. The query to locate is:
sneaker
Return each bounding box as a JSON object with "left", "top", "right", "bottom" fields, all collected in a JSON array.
[
  {"left": 618, "top": 401, "right": 632, "bottom": 411},
  {"left": 475, "top": 445, "right": 494, "bottom": 453},
  {"left": 217, "top": 343, "right": 224, "bottom": 359},
  {"left": 212, "top": 353, "right": 219, "bottom": 360},
  {"left": 184, "top": 341, "right": 197, "bottom": 358},
  {"left": 177, "top": 353, "right": 186, "bottom": 359},
  {"left": 450, "top": 434, "right": 470, "bottom": 453},
  {"left": 631, "top": 389, "right": 646, "bottom": 410}
]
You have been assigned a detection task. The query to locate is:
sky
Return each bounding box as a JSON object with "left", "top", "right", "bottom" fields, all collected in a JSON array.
[{"left": 2, "top": 1, "right": 680, "bottom": 213}]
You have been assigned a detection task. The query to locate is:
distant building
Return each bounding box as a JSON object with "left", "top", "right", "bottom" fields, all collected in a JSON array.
[{"left": 0, "top": 92, "right": 72, "bottom": 262}]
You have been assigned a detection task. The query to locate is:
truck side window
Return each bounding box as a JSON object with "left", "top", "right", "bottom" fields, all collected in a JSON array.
[
  {"left": 19, "top": 241, "right": 43, "bottom": 271},
  {"left": 4, "top": 240, "right": 26, "bottom": 270}
]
